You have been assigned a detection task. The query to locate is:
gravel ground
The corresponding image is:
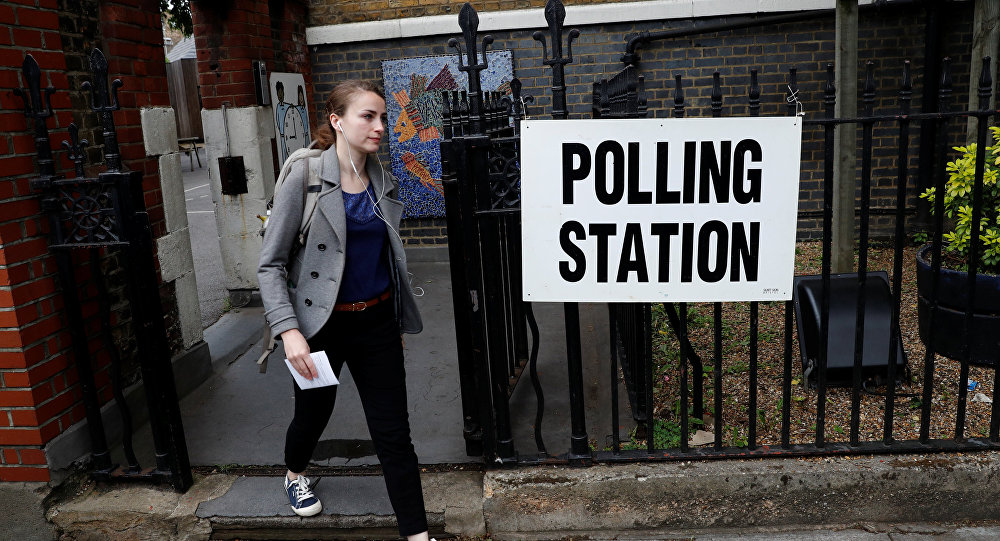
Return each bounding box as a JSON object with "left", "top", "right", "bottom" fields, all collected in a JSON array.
[{"left": 646, "top": 240, "right": 996, "bottom": 448}]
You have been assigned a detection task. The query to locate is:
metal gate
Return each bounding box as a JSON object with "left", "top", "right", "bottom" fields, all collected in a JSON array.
[{"left": 16, "top": 50, "right": 192, "bottom": 490}]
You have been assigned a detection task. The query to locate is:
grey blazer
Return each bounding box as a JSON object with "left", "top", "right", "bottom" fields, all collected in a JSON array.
[{"left": 257, "top": 146, "right": 423, "bottom": 340}]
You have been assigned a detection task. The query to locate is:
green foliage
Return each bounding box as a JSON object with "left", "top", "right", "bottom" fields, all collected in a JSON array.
[
  {"left": 620, "top": 417, "right": 704, "bottom": 450},
  {"left": 162, "top": 0, "right": 193, "bottom": 37},
  {"left": 919, "top": 126, "right": 1000, "bottom": 275}
]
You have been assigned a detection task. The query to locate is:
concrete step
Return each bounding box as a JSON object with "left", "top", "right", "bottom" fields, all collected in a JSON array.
[{"left": 195, "top": 472, "right": 484, "bottom": 540}]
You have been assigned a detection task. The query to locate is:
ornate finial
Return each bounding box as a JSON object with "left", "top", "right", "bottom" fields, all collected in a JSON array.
[
  {"left": 977, "top": 57, "right": 993, "bottom": 108},
  {"left": 15, "top": 54, "right": 58, "bottom": 185},
  {"left": 532, "top": 0, "right": 580, "bottom": 119},
  {"left": 81, "top": 49, "right": 123, "bottom": 112},
  {"left": 862, "top": 60, "right": 876, "bottom": 115},
  {"left": 532, "top": 0, "right": 581, "bottom": 67},
  {"left": 748, "top": 69, "right": 761, "bottom": 117},
  {"left": 14, "top": 55, "right": 55, "bottom": 120},
  {"left": 448, "top": 3, "right": 492, "bottom": 135},
  {"left": 673, "top": 74, "right": 684, "bottom": 118},
  {"left": 61, "top": 123, "right": 90, "bottom": 178},
  {"left": 502, "top": 78, "right": 535, "bottom": 131},
  {"left": 450, "top": 3, "right": 493, "bottom": 75},
  {"left": 711, "top": 71, "right": 722, "bottom": 117},
  {"left": 81, "top": 48, "right": 124, "bottom": 172}
]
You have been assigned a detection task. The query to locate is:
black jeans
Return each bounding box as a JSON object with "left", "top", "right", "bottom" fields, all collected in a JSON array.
[{"left": 284, "top": 300, "right": 427, "bottom": 536}]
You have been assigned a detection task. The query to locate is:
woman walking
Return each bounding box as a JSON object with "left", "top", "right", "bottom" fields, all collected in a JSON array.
[{"left": 258, "top": 79, "right": 431, "bottom": 540}]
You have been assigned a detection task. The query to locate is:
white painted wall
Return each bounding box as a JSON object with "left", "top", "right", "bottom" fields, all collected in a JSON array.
[
  {"left": 307, "top": 0, "right": 876, "bottom": 45},
  {"left": 140, "top": 107, "right": 204, "bottom": 349},
  {"left": 200, "top": 105, "right": 276, "bottom": 293}
]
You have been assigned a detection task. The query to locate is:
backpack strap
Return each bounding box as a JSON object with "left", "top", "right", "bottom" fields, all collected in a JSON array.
[
  {"left": 256, "top": 333, "right": 275, "bottom": 373},
  {"left": 298, "top": 155, "right": 323, "bottom": 247},
  {"left": 257, "top": 146, "right": 323, "bottom": 374}
]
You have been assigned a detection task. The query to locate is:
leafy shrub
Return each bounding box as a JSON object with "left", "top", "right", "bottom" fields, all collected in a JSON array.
[{"left": 919, "top": 126, "right": 1000, "bottom": 275}]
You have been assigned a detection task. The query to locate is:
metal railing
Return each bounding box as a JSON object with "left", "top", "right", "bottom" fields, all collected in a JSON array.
[
  {"left": 15, "top": 50, "right": 192, "bottom": 490},
  {"left": 441, "top": 0, "right": 1000, "bottom": 465}
]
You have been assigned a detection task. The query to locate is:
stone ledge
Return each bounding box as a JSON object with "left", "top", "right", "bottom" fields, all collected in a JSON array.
[{"left": 483, "top": 453, "right": 1000, "bottom": 537}]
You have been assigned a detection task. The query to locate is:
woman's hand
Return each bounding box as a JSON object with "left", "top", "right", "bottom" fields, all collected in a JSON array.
[{"left": 281, "top": 329, "right": 317, "bottom": 380}]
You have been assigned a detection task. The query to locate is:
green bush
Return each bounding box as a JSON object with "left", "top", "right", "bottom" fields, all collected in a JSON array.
[{"left": 919, "top": 126, "right": 1000, "bottom": 275}]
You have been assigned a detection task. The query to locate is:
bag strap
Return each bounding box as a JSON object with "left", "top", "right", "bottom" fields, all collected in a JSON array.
[
  {"left": 258, "top": 145, "right": 323, "bottom": 374},
  {"left": 298, "top": 155, "right": 322, "bottom": 247},
  {"left": 256, "top": 333, "right": 275, "bottom": 373}
]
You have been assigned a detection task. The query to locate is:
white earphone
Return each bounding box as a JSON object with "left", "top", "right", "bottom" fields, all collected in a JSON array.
[{"left": 334, "top": 116, "right": 424, "bottom": 297}]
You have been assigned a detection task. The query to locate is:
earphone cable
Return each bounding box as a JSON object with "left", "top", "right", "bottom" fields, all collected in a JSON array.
[{"left": 338, "top": 120, "right": 423, "bottom": 297}]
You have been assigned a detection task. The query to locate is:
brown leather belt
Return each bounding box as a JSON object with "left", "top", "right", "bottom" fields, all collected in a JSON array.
[{"left": 333, "top": 289, "right": 391, "bottom": 312}]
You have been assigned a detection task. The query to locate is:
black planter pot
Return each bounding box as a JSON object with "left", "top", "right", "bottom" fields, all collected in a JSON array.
[{"left": 915, "top": 243, "right": 1000, "bottom": 366}]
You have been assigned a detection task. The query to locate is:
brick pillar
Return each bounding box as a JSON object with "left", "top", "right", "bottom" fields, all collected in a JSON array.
[
  {"left": 0, "top": 0, "right": 186, "bottom": 482},
  {"left": 191, "top": 0, "right": 312, "bottom": 294},
  {"left": 1, "top": 0, "right": 73, "bottom": 484}
]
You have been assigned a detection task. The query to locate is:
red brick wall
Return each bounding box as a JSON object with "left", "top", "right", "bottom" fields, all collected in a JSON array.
[
  {"left": 193, "top": 0, "right": 313, "bottom": 130},
  {"left": 99, "top": 0, "right": 170, "bottom": 238},
  {"left": 0, "top": 0, "right": 171, "bottom": 483},
  {"left": 1, "top": 0, "right": 71, "bottom": 484}
]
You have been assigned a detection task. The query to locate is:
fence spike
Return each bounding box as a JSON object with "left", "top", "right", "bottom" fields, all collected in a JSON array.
[
  {"left": 898, "top": 60, "right": 912, "bottom": 115},
  {"left": 636, "top": 74, "right": 647, "bottom": 117},
  {"left": 978, "top": 56, "right": 993, "bottom": 108},
  {"left": 939, "top": 56, "right": 953, "bottom": 100},
  {"left": 824, "top": 64, "right": 836, "bottom": 114},
  {"left": 748, "top": 69, "right": 760, "bottom": 117},
  {"left": 673, "top": 74, "right": 684, "bottom": 118},
  {"left": 863, "top": 60, "right": 876, "bottom": 116},
  {"left": 787, "top": 67, "right": 800, "bottom": 117},
  {"left": 505, "top": 77, "right": 534, "bottom": 127},
  {"left": 711, "top": 71, "right": 723, "bottom": 117}
]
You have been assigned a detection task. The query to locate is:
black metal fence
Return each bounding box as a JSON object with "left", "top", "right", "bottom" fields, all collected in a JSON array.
[
  {"left": 16, "top": 50, "right": 192, "bottom": 490},
  {"left": 442, "top": 0, "right": 1000, "bottom": 466}
]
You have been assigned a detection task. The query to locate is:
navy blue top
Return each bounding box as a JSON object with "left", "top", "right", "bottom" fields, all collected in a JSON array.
[{"left": 336, "top": 184, "right": 391, "bottom": 303}]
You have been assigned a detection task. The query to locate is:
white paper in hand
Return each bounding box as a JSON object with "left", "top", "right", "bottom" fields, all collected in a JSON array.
[{"left": 284, "top": 351, "right": 339, "bottom": 389}]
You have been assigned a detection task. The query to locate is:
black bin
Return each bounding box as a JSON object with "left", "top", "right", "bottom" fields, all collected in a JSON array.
[{"left": 793, "top": 271, "right": 907, "bottom": 387}]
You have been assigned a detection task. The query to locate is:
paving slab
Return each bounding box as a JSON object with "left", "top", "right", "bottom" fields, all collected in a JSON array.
[
  {"left": 0, "top": 482, "right": 57, "bottom": 541},
  {"left": 124, "top": 257, "right": 624, "bottom": 470}
]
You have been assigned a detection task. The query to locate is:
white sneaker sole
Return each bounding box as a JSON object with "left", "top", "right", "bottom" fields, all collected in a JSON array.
[{"left": 292, "top": 500, "right": 322, "bottom": 517}]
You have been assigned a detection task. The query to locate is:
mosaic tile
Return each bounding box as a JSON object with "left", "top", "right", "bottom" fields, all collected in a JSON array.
[{"left": 382, "top": 51, "right": 514, "bottom": 218}]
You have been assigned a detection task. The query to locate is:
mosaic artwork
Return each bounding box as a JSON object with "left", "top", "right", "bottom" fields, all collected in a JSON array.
[{"left": 382, "top": 51, "right": 514, "bottom": 218}]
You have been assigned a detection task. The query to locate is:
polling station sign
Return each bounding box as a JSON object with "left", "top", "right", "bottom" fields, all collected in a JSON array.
[{"left": 521, "top": 117, "right": 802, "bottom": 303}]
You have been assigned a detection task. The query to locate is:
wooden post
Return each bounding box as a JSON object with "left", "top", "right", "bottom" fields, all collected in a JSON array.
[
  {"left": 833, "top": 0, "right": 858, "bottom": 273},
  {"left": 967, "top": 0, "right": 999, "bottom": 141}
]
